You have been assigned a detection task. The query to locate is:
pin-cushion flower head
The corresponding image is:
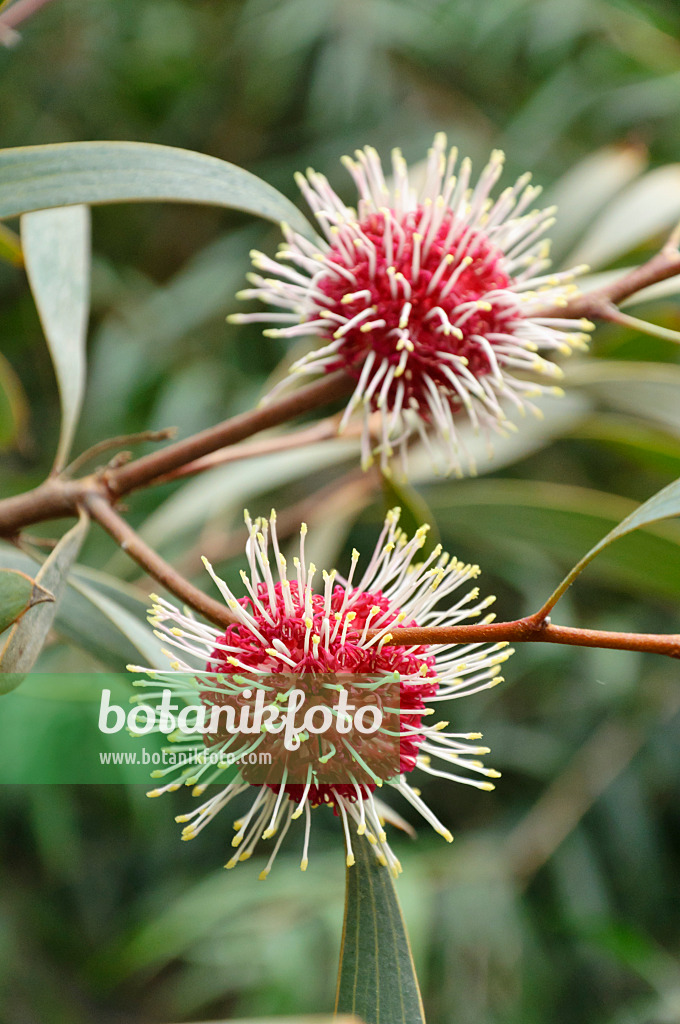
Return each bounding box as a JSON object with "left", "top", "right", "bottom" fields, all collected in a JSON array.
[
  {"left": 131, "top": 509, "right": 512, "bottom": 878},
  {"left": 230, "top": 133, "right": 591, "bottom": 475}
]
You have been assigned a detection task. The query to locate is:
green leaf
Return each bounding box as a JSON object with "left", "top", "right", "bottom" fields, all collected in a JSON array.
[
  {"left": 568, "top": 164, "right": 680, "bottom": 269},
  {"left": 544, "top": 474, "right": 680, "bottom": 611},
  {"left": 164, "top": 1018, "right": 362, "bottom": 1024},
  {"left": 0, "top": 141, "right": 313, "bottom": 236},
  {"left": 426, "top": 479, "right": 680, "bottom": 602},
  {"left": 0, "top": 510, "right": 89, "bottom": 687},
  {"left": 572, "top": 414, "right": 680, "bottom": 477},
  {"left": 335, "top": 837, "right": 425, "bottom": 1024},
  {"left": 0, "top": 569, "right": 53, "bottom": 633},
  {"left": 0, "top": 543, "right": 163, "bottom": 668},
  {"left": 21, "top": 205, "right": 91, "bottom": 470},
  {"left": 565, "top": 360, "right": 680, "bottom": 435},
  {"left": 546, "top": 143, "right": 646, "bottom": 262},
  {"left": 110, "top": 853, "right": 345, "bottom": 986},
  {"left": 68, "top": 575, "right": 165, "bottom": 665},
  {"left": 138, "top": 438, "right": 360, "bottom": 553}
]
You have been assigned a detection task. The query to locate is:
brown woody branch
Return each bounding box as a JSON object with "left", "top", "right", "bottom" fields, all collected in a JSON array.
[
  {"left": 108, "top": 370, "right": 354, "bottom": 497},
  {"left": 0, "top": 371, "right": 354, "bottom": 536},
  {"left": 151, "top": 413, "right": 355, "bottom": 486},
  {"left": 375, "top": 615, "right": 680, "bottom": 659},
  {"left": 83, "top": 493, "right": 234, "bottom": 628},
  {"left": 542, "top": 239, "right": 680, "bottom": 320},
  {"left": 2, "top": 242, "right": 679, "bottom": 539}
]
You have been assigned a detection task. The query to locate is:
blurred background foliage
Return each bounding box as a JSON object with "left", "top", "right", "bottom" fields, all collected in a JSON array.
[{"left": 1, "top": 0, "right": 680, "bottom": 1021}]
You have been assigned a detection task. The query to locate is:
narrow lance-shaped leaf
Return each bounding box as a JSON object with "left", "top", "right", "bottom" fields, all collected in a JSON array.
[
  {"left": 426, "top": 478, "right": 680, "bottom": 602},
  {"left": 0, "top": 141, "right": 314, "bottom": 237},
  {"left": 69, "top": 576, "right": 166, "bottom": 665},
  {"left": 0, "top": 541, "right": 164, "bottom": 668},
  {"left": 568, "top": 164, "right": 680, "bottom": 269},
  {"left": 0, "top": 510, "right": 89, "bottom": 690},
  {"left": 21, "top": 205, "right": 91, "bottom": 470},
  {"left": 336, "top": 836, "right": 425, "bottom": 1024},
  {"left": 0, "top": 569, "right": 53, "bottom": 633},
  {"left": 543, "top": 475, "right": 680, "bottom": 613},
  {"left": 162, "top": 1017, "right": 363, "bottom": 1024},
  {"left": 546, "top": 142, "right": 646, "bottom": 262}
]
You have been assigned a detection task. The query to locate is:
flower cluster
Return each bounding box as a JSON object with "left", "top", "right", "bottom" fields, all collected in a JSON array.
[
  {"left": 230, "top": 134, "right": 591, "bottom": 475},
  {"left": 131, "top": 509, "right": 512, "bottom": 878}
]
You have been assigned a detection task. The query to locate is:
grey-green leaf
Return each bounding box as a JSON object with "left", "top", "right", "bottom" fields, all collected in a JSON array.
[
  {"left": 69, "top": 575, "right": 165, "bottom": 665},
  {"left": 567, "top": 164, "right": 680, "bottom": 269},
  {"left": 565, "top": 360, "right": 680, "bottom": 435},
  {"left": 0, "top": 542, "right": 164, "bottom": 668},
  {"left": 165, "top": 1018, "right": 362, "bottom": 1024},
  {"left": 137, "top": 438, "right": 359, "bottom": 553},
  {"left": 546, "top": 143, "right": 646, "bottom": 263},
  {"left": 0, "top": 510, "right": 89, "bottom": 687},
  {"left": 0, "top": 568, "right": 53, "bottom": 633},
  {"left": 0, "top": 141, "right": 313, "bottom": 236},
  {"left": 545, "top": 475, "right": 680, "bottom": 611},
  {"left": 21, "top": 205, "right": 91, "bottom": 470},
  {"left": 426, "top": 478, "right": 680, "bottom": 602},
  {"left": 336, "top": 837, "right": 425, "bottom": 1024}
]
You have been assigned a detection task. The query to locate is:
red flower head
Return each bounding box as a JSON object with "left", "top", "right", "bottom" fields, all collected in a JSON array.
[
  {"left": 133, "top": 509, "right": 511, "bottom": 878},
  {"left": 231, "top": 134, "right": 592, "bottom": 474}
]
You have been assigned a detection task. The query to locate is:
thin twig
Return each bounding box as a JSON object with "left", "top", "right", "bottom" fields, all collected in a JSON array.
[
  {"left": 0, "top": 371, "right": 355, "bottom": 535},
  {"left": 83, "top": 493, "right": 233, "bottom": 629},
  {"left": 107, "top": 371, "right": 354, "bottom": 497},
  {"left": 64, "top": 428, "right": 178, "bottom": 478},
  {"left": 375, "top": 617, "right": 680, "bottom": 659},
  {"left": 542, "top": 240, "right": 680, "bottom": 320},
  {"left": 150, "top": 415, "right": 357, "bottom": 486}
]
